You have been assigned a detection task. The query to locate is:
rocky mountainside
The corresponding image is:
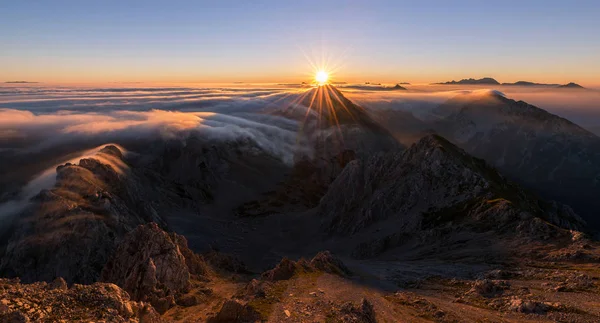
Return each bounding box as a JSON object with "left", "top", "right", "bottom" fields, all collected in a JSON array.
[
  {"left": 270, "top": 84, "right": 401, "bottom": 159},
  {"left": 0, "top": 145, "right": 167, "bottom": 284},
  {"left": 319, "top": 134, "right": 586, "bottom": 259},
  {"left": 432, "top": 90, "right": 600, "bottom": 227},
  {"left": 0, "top": 132, "right": 291, "bottom": 282},
  {"left": 236, "top": 85, "right": 401, "bottom": 217}
]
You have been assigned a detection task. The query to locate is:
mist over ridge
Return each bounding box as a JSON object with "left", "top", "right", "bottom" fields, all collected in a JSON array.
[{"left": 1, "top": 82, "right": 600, "bottom": 322}]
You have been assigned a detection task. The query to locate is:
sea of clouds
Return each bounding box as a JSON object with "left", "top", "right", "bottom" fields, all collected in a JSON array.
[
  {"left": 0, "top": 85, "right": 311, "bottom": 219},
  {"left": 0, "top": 83, "right": 599, "bottom": 220},
  {"left": 0, "top": 86, "right": 312, "bottom": 161}
]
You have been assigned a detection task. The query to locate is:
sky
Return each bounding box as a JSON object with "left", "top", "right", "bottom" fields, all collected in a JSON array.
[{"left": 1, "top": 0, "right": 599, "bottom": 85}]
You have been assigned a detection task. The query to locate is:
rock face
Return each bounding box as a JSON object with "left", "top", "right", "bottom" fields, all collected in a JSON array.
[
  {"left": 319, "top": 134, "right": 586, "bottom": 258},
  {"left": 0, "top": 146, "right": 166, "bottom": 284},
  {"left": 101, "top": 223, "right": 206, "bottom": 313},
  {"left": 0, "top": 278, "right": 160, "bottom": 322},
  {"left": 433, "top": 91, "right": 600, "bottom": 227}
]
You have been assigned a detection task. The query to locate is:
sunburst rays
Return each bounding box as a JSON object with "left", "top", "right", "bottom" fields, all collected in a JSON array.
[{"left": 261, "top": 49, "right": 358, "bottom": 156}]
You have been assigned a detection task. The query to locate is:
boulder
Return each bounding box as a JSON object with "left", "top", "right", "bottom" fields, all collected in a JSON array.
[
  {"left": 208, "top": 299, "right": 261, "bottom": 323},
  {"left": 101, "top": 223, "right": 197, "bottom": 312}
]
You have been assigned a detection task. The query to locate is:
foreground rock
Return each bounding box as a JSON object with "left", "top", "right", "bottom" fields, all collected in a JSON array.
[
  {"left": 101, "top": 222, "right": 208, "bottom": 313},
  {"left": 0, "top": 278, "right": 160, "bottom": 322}
]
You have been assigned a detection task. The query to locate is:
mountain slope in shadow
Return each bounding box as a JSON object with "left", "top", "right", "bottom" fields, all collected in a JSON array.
[{"left": 432, "top": 90, "right": 600, "bottom": 228}]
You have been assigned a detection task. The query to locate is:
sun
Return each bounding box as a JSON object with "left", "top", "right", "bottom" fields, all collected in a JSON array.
[{"left": 315, "top": 70, "right": 329, "bottom": 85}]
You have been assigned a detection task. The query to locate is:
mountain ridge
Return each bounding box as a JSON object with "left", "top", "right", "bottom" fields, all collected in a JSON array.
[
  {"left": 432, "top": 90, "right": 600, "bottom": 228},
  {"left": 433, "top": 77, "right": 586, "bottom": 89}
]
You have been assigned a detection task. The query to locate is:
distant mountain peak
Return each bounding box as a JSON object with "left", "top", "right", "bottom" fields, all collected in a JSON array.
[
  {"left": 436, "top": 78, "right": 585, "bottom": 89},
  {"left": 436, "top": 77, "right": 500, "bottom": 85},
  {"left": 558, "top": 82, "right": 585, "bottom": 89},
  {"left": 300, "top": 85, "right": 387, "bottom": 131}
]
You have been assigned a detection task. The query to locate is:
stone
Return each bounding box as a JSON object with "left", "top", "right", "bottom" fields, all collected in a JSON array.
[
  {"left": 101, "top": 223, "right": 203, "bottom": 313},
  {"left": 262, "top": 257, "right": 297, "bottom": 281},
  {"left": 48, "top": 278, "right": 68, "bottom": 291},
  {"left": 208, "top": 299, "right": 261, "bottom": 323}
]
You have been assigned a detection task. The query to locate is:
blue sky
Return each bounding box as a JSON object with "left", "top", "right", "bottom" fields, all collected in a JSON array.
[{"left": 1, "top": 0, "right": 599, "bottom": 84}]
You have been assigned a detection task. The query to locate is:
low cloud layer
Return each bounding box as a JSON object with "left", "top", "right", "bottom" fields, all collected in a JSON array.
[
  {"left": 1, "top": 84, "right": 599, "bottom": 207},
  {"left": 0, "top": 86, "right": 311, "bottom": 162},
  {"left": 343, "top": 84, "right": 600, "bottom": 132},
  {"left": 0, "top": 86, "right": 312, "bottom": 221}
]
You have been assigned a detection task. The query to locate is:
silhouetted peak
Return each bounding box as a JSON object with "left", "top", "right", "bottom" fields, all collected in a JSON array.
[
  {"left": 405, "top": 134, "right": 478, "bottom": 167},
  {"left": 299, "top": 85, "right": 385, "bottom": 132},
  {"left": 436, "top": 77, "right": 500, "bottom": 85},
  {"left": 558, "top": 82, "right": 585, "bottom": 89}
]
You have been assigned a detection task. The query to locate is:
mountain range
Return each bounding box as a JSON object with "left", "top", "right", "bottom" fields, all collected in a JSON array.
[
  {"left": 0, "top": 85, "right": 599, "bottom": 322},
  {"left": 435, "top": 77, "right": 586, "bottom": 89}
]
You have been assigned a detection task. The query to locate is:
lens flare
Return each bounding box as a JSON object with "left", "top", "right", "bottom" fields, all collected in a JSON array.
[{"left": 315, "top": 70, "right": 329, "bottom": 85}]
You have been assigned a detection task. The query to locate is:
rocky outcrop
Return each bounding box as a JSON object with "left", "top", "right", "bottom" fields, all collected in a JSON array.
[
  {"left": 207, "top": 299, "right": 261, "bottom": 323},
  {"left": 0, "top": 278, "right": 160, "bottom": 322},
  {"left": 337, "top": 298, "right": 377, "bottom": 323},
  {"left": 469, "top": 279, "right": 510, "bottom": 297},
  {"left": 262, "top": 257, "right": 298, "bottom": 281},
  {"left": 101, "top": 223, "right": 206, "bottom": 313},
  {"left": 0, "top": 145, "right": 168, "bottom": 284},
  {"left": 320, "top": 134, "right": 494, "bottom": 235},
  {"left": 168, "top": 232, "right": 209, "bottom": 277},
  {"left": 262, "top": 251, "right": 351, "bottom": 281},
  {"left": 310, "top": 251, "right": 352, "bottom": 276}
]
